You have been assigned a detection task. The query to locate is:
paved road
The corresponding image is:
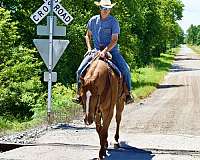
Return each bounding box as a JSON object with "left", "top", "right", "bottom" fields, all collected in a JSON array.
[{"left": 1, "top": 45, "right": 200, "bottom": 160}]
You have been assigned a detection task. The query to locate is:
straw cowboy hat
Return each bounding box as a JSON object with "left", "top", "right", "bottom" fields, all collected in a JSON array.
[{"left": 94, "top": 0, "right": 116, "bottom": 9}]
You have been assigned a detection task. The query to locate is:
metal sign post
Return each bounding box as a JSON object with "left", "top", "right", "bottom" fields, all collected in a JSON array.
[
  {"left": 47, "top": 0, "right": 54, "bottom": 123},
  {"left": 30, "top": 0, "right": 73, "bottom": 124}
]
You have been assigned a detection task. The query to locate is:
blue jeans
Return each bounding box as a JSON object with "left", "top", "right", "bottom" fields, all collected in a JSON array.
[
  {"left": 76, "top": 53, "right": 92, "bottom": 84},
  {"left": 111, "top": 50, "right": 132, "bottom": 91},
  {"left": 76, "top": 50, "right": 132, "bottom": 91}
]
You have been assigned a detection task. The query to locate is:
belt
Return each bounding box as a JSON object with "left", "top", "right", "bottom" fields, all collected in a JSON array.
[{"left": 99, "top": 45, "right": 105, "bottom": 51}]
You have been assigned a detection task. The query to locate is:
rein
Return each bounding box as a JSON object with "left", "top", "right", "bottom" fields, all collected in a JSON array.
[
  {"left": 96, "top": 95, "right": 101, "bottom": 114},
  {"left": 89, "top": 84, "right": 101, "bottom": 114}
]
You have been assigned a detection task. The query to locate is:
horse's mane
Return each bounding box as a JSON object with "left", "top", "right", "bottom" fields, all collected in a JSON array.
[
  {"left": 84, "top": 59, "right": 106, "bottom": 83},
  {"left": 81, "top": 59, "right": 109, "bottom": 95}
]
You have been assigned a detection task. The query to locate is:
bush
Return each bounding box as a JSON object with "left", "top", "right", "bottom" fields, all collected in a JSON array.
[{"left": 0, "top": 8, "right": 44, "bottom": 120}]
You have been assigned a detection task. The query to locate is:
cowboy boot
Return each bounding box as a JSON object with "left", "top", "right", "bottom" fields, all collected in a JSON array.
[
  {"left": 125, "top": 91, "right": 134, "bottom": 104},
  {"left": 72, "top": 83, "right": 82, "bottom": 104}
]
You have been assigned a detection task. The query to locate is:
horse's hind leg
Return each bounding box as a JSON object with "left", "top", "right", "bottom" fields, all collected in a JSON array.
[{"left": 114, "top": 99, "right": 124, "bottom": 148}]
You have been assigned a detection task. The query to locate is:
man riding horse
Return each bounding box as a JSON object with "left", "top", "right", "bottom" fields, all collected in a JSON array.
[{"left": 73, "top": 0, "right": 134, "bottom": 104}]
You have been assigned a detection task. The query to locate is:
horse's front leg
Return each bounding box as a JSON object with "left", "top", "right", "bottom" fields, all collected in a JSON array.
[
  {"left": 98, "top": 109, "right": 114, "bottom": 159},
  {"left": 95, "top": 112, "right": 102, "bottom": 136},
  {"left": 114, "top": 99, "right": 124, "bottom": 148},
  {"left": 95, "top": 113, "right": 106, "bottom": 160},
  {"left": 99, "top": 131, "right": 108, "bottom": 159}
]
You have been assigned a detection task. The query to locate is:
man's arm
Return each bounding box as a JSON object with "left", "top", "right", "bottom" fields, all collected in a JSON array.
[
  {"left": 85, "top": 30, "right": 92, "bottom": 51},
  {"left": 100, "top": 34, "right": 118, "bottom": 57}
]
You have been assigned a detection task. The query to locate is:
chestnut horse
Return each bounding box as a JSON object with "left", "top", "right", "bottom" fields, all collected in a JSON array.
[{"left": 80, "top": 57, "right": 126, "bottom": 159}]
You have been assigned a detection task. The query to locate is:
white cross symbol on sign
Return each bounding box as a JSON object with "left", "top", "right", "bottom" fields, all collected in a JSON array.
[{"left": 30, "top": 0, "right": 73, "bottom": 25}]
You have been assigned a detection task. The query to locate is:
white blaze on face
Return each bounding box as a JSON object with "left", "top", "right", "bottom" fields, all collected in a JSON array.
[{"left": 86, "top": 90, "right": 92, "bottom": 116}]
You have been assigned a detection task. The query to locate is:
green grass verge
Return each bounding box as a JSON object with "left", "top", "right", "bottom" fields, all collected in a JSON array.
[
  {"left": 0, "top": 117, "right": 44, "bottom": 136},
  {"left": 132, "top": 48, "right": 179, "bottom": 100},
  {"left": 0, "top": 83, "right": 81, "bottom": 136},
  {"left": 187, "top": 45, "right": 200, "bottom": 54}
]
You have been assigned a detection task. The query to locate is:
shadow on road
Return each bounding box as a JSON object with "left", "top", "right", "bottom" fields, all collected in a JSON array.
[
  {"left": 52, "top": 123, "right": 96, "bottom": 130},
  {"left": 174, "top": 57, "right": 200, "bottom": 61},
  {"left": 157, "top": 84, "right": 185, "bottom": 89},
  {"left": 105, "top": 141, "right": 155, "bottom": 160},
  {"left": 170, "top": 64, "right": 200, "bottom": 72}
]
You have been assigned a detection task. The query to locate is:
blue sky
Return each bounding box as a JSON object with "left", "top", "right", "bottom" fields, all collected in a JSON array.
[{"left": 178, "top": 0, "right": 200, "bottom": 33}]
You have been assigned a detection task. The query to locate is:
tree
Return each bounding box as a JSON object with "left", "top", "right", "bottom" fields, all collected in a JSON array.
[
  {"left": 186, "top": 25, "right": 200, "bottom": 45},
  {"left": 0, "top": 8, "right": 44, "bottom": 120}
]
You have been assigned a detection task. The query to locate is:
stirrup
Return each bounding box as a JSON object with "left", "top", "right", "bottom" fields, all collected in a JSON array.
[
  {"left": 72, "top": 95, "right": 82, "bottom": 104},
  {"left": 125, "top": 94, "right": 134, "bottom": 104}
]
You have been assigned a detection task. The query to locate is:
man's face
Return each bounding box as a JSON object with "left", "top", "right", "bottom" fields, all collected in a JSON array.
[{"left": 100, "top": 6, "right": 111, "bottom": 19}]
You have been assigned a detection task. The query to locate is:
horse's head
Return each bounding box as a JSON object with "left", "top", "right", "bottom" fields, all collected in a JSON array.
[
  {"left": 80, "top": 59, "right": 109, "bottom": 125},
  {"left": 80, "top": 81, "right": 100, "bottom": 125}
]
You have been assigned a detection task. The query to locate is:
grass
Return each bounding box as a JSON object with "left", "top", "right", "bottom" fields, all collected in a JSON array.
[
  {"left": 0, "top": 117, "right": 44, "bottom": 136},
  {"left": 132, "top": 48, "right": 179, "bottom": 100},
  {"left": 0, "top": 83, "right": 82, "bottom": 136},
  {"left": 187, "top": 45, "right": 200, "bottom": 54}
]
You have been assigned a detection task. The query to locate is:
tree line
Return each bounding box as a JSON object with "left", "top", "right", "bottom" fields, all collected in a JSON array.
[
  {"left": 186, "top": 25, "right": 200, "bottom": 45},
  {"left": 0, "top": 0, "right": 184, "bottom": 121}
]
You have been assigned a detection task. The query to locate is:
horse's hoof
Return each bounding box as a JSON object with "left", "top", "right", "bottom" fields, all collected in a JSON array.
[
  {"left": 104, "top": 141, "right": 108, "bottom": 149},
  {"left": 98, "top": 156, "right": 104, "bottom": 160},
  {"left": 99, "top": 149, "right": 106, "bottom": 159},
  {"left": 114, "top": 142, "right": 120, "bottom": 149},
  {"left": 104, "top": 150, "right": 107, "bottom": 156}
]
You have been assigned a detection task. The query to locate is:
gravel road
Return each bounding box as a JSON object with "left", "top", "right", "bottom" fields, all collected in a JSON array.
[{"left": 1, "top": 45, "right": 200, "bottom": 160}]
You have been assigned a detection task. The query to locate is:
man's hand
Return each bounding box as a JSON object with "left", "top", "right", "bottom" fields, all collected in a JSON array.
[
  {"left": 97, "top": 50, "right": 106, "bottom": 58},
  {"left": 100, "top": 51, "right": 106, "bottom": 58}
]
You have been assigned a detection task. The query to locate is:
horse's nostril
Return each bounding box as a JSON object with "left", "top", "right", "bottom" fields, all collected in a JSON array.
[
  {"left": 84, "top": 118, "right": 90, "bottom": 125},
  {"left": 88, "top": 119, "right": 94, "bottom": 125}
]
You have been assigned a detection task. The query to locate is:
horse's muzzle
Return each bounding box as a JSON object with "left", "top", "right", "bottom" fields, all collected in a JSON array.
[{"left": 84, "top": 114, "right": 94, "bottom": 125}]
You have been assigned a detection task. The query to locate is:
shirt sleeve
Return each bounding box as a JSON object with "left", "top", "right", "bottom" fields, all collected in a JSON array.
[
  {"left": 112, "top": 19, "right": 120, "bottom": 35},
  {"left": 87, "top": 18, "right": 93, "bottom": 32}
]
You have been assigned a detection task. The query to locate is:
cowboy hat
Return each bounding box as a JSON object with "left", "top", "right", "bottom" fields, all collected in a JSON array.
[{"left": 94, "top": 0, "right": 116, "bottom": 9}]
